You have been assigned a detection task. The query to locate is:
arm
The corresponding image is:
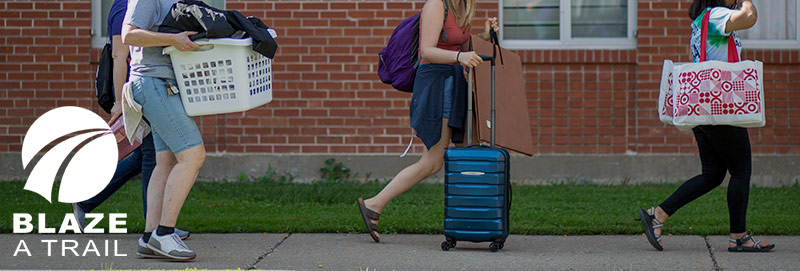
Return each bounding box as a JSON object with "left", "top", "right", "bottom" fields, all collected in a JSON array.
[
  {"left": 725, "top": 0, "right": 757, "bottom": 32},
  {"left": 419, "top": 0, "right": 482, "bottom": 67},
  {"left": 108, "top": 35, "right": 128, "bottom": 121},
  {"left": 121, "top": 24, "right": 199, "bottom": 51}
]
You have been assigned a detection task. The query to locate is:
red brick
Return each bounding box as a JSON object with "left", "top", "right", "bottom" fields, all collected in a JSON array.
[
  {"left": 7, "top": 2, "right": 33, "bottom": 9},
  {"left": 0, "top": 0, "right": 794, "bottom": 155},
  {"left": 330, "top": 3, "right": 356, "bottom": 10},
  {"left": 293, "top": 11, "right": 319, "bottom": 19}
]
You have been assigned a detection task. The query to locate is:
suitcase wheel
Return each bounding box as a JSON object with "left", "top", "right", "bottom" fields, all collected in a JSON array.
[
  {"left": 490, "top": 242, "right": 503, "bottom": 252},
  {"left": 441, "top": 240, "right": 456, "bottom": 251}
]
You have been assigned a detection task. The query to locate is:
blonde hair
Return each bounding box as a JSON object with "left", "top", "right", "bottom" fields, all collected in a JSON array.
[{"left": 446, "top": 0, "right": 476, "bottom": 29}]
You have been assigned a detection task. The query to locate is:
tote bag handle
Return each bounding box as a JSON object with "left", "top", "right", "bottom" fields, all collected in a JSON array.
[{"left": 700, "top": 9, "right": 740, "bottom": 63}]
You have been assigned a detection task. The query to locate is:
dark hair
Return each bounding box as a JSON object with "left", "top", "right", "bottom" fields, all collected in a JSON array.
[{"left": 688, "top": 0, "right": 728, "bottom": 20}]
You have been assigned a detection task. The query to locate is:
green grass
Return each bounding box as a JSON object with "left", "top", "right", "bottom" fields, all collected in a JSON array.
[{"left": 2, "top": 178, "right": 798, "bottom": 235}]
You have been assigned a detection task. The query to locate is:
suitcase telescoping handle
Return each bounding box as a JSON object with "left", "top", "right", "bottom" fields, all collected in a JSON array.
[
  {"left": 466, "top": 29, "right": 500, "bottom": 148},
  {"left": 465, "top": 54, "right": 495, "bottom": 148}
]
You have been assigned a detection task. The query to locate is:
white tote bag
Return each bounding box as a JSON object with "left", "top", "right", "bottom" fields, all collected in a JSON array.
[
  {"left": 671, "top": 60, "right": 765, "bottom": 128},
  {"left": 657, "top": 9, "right": 765, "bottom": 130},
  {"left": 658, "top": 60, "right": 695, "bottom": 131}
]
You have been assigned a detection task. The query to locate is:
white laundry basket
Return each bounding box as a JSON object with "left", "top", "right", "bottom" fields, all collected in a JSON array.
[{"left": 163, "top": 37, "right": 272, "bottom": 116}]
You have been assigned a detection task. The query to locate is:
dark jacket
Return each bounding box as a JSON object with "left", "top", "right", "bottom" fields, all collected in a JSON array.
[
  {"left": 409, "top": 64, "right": 467, "bottom": 149},
  {"left": 158, "top": 0, "right": 278, "bottom": 58}
]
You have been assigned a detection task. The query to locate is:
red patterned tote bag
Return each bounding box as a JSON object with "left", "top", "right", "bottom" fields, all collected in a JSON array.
[{"left": 659, "top": 10, "right": 765, "bottom": 130}]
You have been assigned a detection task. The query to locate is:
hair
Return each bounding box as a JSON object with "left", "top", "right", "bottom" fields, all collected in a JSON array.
[
  {"left": 447, "top": 0, "right": 476, "bottom": 29},
  {"left": 688, "top": 0, "right": 729, "bottom": 20}
]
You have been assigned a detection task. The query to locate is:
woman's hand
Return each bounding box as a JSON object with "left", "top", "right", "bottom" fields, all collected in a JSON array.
[
  {"left": 480, "top": 17, "right": 499, "bottom": 40},
  {"left": 108, "top": 103, "right": 122, "bottom": 125},
  {"left": 457, "top": 51, "right": 483, "bottom": 68}
]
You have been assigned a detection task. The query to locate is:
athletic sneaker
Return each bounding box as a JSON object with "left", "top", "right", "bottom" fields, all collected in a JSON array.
[
  {"left": 147, "top": 233, "right": 196, "bottom": 261},
  {"left": 136, "top": 237, "right": 165, "bottom": 258},
  {"left": 175, "top": 228, "right": 190, "bottom": 240},
  {"left": 71, "top": 203, "right": 88, "bottom": 233}
]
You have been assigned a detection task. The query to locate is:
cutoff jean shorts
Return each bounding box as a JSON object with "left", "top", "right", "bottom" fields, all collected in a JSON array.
[{"left": 130, "top": 75, "right": 203, "bottom": 154}]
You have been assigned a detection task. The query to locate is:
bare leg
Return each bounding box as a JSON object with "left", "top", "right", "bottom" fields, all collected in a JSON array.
[
  {"left": 145, "top": 151, "right": 177, "bottom": 232},
  {"left": 158, "top": 144, "right": 206, "bottom": 227},
  {"left": 363, "top": 119, "right": 452, "bottom": 239}
]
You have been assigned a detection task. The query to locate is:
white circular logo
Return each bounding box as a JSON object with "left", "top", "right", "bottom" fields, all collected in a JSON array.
[{"left": 21, "top": 106, "right": 118, "bottom": 203}]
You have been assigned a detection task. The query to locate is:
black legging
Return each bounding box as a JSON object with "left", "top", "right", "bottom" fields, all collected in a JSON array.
[{"left": 659, "top": 125, "right": 752, "bottom": 233}]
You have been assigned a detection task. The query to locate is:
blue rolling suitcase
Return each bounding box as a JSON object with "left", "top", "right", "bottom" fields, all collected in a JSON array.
[{"left": 442, "top": 35, "right": 511, "bottom": 252}]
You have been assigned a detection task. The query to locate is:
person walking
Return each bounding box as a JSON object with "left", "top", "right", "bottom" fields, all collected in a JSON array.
[
  {"left": 71, "top": 0, "right": 190, "bottom": 242},
  {"left": 357, "top": 0, "right": 499, "bottom": 243},
  {"left": 122, "top": 0, "right": 205, "bottom": 260},
  {"left": 639, "top": 0, "right": 774, "bottom": 253}
]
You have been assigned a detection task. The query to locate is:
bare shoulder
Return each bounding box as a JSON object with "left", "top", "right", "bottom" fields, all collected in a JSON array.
[{"left": 422, "top": 0, "right": 445, "bottom": 13}]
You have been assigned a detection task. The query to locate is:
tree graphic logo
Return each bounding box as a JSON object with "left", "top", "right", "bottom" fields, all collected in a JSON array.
[{"left": 21, "top": 106, "right": 118, "bottom": 203}]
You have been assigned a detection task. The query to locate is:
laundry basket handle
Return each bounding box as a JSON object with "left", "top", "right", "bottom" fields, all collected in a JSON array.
[{"left": 163, "top": 38, "right": 253, "bottom": 55}]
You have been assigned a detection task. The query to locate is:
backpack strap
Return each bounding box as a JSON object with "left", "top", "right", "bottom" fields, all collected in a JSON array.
[
  {"left": 440, "top": 0, "right": 450, "bottom": 41},
  {"left": 412, "top": 0, "right": 452, "bottom": 70}
]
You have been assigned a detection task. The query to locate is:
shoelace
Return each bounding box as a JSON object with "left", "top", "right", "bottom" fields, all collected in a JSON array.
[{"left": 171, "top": 234, "right": 190, "bottom": 250}]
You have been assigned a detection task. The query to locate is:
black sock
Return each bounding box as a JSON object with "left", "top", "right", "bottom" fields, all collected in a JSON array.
[
  {"left": 142, "top": 232, "right": 152, "bottom": 243},
  {"left": 156, "top": 225, "right": 175, "bottom": 236}
]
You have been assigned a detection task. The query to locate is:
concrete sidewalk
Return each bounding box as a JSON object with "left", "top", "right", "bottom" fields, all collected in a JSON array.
[{"left": 0, "top": 234, "right": 796, "bottom": 270}]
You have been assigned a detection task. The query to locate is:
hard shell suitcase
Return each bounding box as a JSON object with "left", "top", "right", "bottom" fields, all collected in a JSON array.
[{"left": 442, "top": 30, "right": 511, "bottom": 252}]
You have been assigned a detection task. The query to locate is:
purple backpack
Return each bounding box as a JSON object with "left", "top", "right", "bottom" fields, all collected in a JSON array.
[{"left": 378, "top": 1, "right": 448, "bottom": 92}]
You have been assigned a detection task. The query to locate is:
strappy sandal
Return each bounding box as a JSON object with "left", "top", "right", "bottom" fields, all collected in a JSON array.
[
  {"left": 357, "top": 198, "right": 381, "bottom": 243},
  {"left": 729, "top": 234, "right": 775, "bottom": 252},
  {"left": 637, "top": 207, "right": 664, "bottom": 251}
]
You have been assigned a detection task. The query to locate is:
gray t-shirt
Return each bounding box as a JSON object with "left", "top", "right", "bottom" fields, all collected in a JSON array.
[{"left": 123, "top": 0, "right": 176, "bottom": 79}]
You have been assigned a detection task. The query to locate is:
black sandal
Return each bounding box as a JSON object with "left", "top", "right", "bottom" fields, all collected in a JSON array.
[
  {"left": 357, "top": 198, "right": 381, "bottom": 243},
  {"left": 728, "top": 234, "right": 774, "bottom": 252},
  {"left": 637, "top": 207, "right": 664, "bottom": 251}
]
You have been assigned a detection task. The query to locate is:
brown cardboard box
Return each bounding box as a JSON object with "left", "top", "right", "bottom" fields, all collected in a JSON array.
[{"left": 470, "top": 35, "right": 534, "bottom": 156}]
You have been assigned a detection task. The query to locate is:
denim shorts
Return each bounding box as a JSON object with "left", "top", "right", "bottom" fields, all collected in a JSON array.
[
  {"left": 442, "top": 74, "right": 455, "bottom": 118},
  {"left": 130, "top": 75, "right": 203, "bottom": 154}
]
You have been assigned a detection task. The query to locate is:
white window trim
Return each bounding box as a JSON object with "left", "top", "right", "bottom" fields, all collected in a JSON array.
[
  {"left": 91, "top": 0, "right": 106, "bottom": 48},
  {"left": 740, "top": 2, "right": 800, "bottom": 49},
  {"left": 91, "top": 0, "right": 228, "bottom": 49},
  {"left": 498, "top": 0, "right": 637, "bottom": 50}
]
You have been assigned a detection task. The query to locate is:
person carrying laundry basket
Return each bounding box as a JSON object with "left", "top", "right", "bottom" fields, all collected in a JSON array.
[{"left": 122, "top": 0, "right": 204, "bottom": 261}]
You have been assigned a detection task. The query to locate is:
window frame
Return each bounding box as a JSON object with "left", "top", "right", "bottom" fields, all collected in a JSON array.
[
  {"left": 90, "top": 0, "right": 107, "bottom": 48},
  {"left": 498, "top": 0, "right": 638, "bottom": 50},
  {"left": 91, "top": 0, "right": 226, "bottom": 48},
  {"left": 739, "top": 1, "right": 800, "bottom": 49}
]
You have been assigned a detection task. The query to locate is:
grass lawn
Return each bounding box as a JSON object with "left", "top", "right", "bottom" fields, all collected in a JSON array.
[{"left": 2, "top": 177, "right": 798, "bottom": 236}]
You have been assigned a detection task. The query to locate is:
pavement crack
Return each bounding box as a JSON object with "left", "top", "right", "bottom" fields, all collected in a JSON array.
[
  {"left": 247, "top": 233, "right": 291, "bottom": 270},
  {"left": 704, "top": 236, "right": 721, "bottom": 271}
]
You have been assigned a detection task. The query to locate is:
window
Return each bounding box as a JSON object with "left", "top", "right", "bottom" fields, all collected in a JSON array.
[
  {"left": 91, "top": 0, "right": 225, "bottom": 48},
  {"left": 499, "top": 0, "right": 637, "bottom": 49},
  {"left": 739, "top": 0, "right": 799, "bottom": 49}
]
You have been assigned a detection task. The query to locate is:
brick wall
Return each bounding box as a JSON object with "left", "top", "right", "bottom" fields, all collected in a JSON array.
[
  {"left": 635, "top": 0, "right": 800, "bottom": 154},
  {"left": 0, "top": 1, "right": 95, "bottom": 153},
  {"left": 1, "top": 0, "right": 798, "bottom": 155}
]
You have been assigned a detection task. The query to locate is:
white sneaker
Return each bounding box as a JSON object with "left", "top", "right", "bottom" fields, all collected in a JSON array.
[
  {"left": 136, "top": 237, "right": 165, "bottom": 258},
  {"left": 147, "top": 233, "right": 196, "bottom": 261}
]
